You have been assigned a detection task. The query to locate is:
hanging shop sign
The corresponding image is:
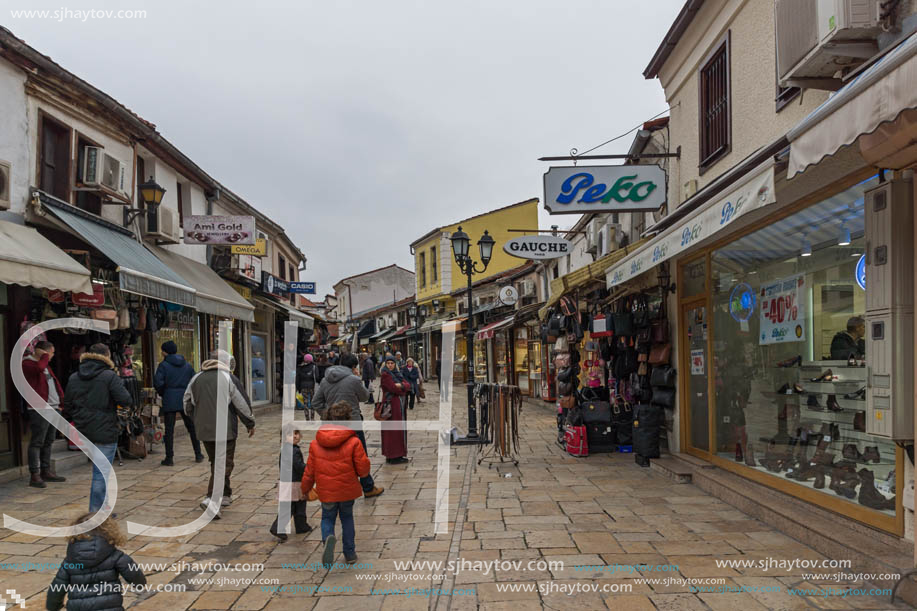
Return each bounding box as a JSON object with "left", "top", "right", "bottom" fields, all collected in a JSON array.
[
  {"left": 543, "top": 165, "right": 666, "bottom": 214},
  {"left": 607, "top": 166, "right": 776, "bottom": 288},
  {"left": 503, "top": 235, "right": 572, "bottom": 259},
  {"left": 856, "top": 254, "right": 866, "bottom": 290},
  {"left": 261, "top": 271, "right": 289, "bottom": 296},
  {"left": 289, "top": 281, "right": 317, "bottom": 294},
  {"left": 228, "top": 281, "right": 252, "bottom": 301},
  {"left": 231, "top": 238, "right": 267, "bottom": 256},
  {"left": 184, "top": 215, "right": 255, "bottom": 245},
  {"left": 499, "top": 285, "right": 519, "bottom": 306},
  {"left": 759, "top": 273, "right": 806, "bottom": 345}
]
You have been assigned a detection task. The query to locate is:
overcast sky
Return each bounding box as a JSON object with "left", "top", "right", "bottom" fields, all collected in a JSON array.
[{"left": 6, "top": 0, "right": 682, "bottom": 297}]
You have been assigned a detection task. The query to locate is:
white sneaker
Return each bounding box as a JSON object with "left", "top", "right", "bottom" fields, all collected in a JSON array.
[{"left": 220, "top": 495, "right": 232, "bottom": 507}]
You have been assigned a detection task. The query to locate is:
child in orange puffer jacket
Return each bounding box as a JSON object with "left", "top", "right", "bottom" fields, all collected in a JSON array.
[{"left": 301, "top": 401, "right": 371, "bottom": 568}]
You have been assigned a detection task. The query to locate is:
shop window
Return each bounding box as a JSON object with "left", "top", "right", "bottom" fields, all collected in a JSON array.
[
  {"left": 699, "top": 32, "right": 731, "bottom": 171},
  {"left": 39, "top": 114, "right": 72, "bottom": 202},
  {"left": 289, "top": 264, "right": 295, "bottom": 282},
  {"left": 681, "top": 258, "right": 706, "bottom": 296},
  {"left": 431, "top": 246, "right": 437, "bottom": 282},
  {"left": 703, "top": 177, "right": 895, "bottom": 518},
  {"left": 419, "top": 252, "right": 426, "bottom": 288}
]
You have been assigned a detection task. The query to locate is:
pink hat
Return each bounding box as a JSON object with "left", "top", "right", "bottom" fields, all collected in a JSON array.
[{"left": 304, "top": 354, "right": 314, "bottom": 363}]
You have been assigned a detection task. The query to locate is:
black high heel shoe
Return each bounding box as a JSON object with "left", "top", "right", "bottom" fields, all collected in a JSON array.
[
  {"left": 776, "top": 355, "right": 802, "bottom": 368},
  {"left": 810, "top": 370, "right": 833, "bottom": 383}
]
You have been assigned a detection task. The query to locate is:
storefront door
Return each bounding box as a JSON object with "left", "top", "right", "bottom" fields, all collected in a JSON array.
[{"left": 682, "top": 301, "right": 710, "bottom": 452}]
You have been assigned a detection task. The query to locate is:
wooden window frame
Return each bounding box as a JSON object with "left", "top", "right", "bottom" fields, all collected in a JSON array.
[
  {"left": 37, "top": 110, "right": 73, "bottom": 203},
  {"left": 698, "top": 31, "right": 731, "bottom": 174},
  {"left": 278, "top": 254, "right": 286, "bottom": 280},
  {"left": 431, "top": 246, "right": 437, "bottom": 283},
  {"left": 419, "top": 252, "right": 426, "bottom": 288}
]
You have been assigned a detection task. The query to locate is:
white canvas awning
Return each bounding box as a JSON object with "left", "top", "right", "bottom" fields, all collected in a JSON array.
[
  {"left": 788, "top": 31, "right": 917, "bottom": 177},
  {"left": 0, "top": 220, "right": 92, "bottom": 293}
]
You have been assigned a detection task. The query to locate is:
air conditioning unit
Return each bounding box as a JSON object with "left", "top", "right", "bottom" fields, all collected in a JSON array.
[
  {"left": 81, "top": 146, "right": 128, "bottom": 196},
  {"left": 142, "top": 205, "right": 181, "bottom": 244},
  {"left": 521, "top": 280, "right": 535, "bottom": 297},
  {"left": 776, "top": 0, "right": 881, "bottom": 88},
  {"left": 585, "top": 219, "right": 599, "bottom": 255},
  {"left": 0, "top": 160, "right": 10, "bottom": 209}
]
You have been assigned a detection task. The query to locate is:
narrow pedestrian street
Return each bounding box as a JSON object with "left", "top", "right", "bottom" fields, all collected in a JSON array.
[{"left": 0, "top": 383, "right": 906, "bottom": 610}]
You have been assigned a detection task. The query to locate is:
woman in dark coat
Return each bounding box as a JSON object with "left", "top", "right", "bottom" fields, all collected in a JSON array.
[
  {"left": 153, "top": 341, "right": 203, "bottom": 466},
  {"left": 380, "top": 356, "right": 410, "bottom": 464},
  {"left": 402, "top": 358, "right": 421, "bottom": 410}
]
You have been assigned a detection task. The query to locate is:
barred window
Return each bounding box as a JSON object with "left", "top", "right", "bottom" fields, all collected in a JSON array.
[{"left": 699, "top": 33, "right": 731, "bottom": 170}]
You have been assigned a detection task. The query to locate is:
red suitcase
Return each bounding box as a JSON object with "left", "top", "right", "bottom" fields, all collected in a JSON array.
[{"left": 565, "top": 425, "right": 588, "bottom": 457}]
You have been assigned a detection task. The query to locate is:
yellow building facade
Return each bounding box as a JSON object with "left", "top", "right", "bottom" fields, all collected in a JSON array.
[{"left": 410, "top": 198, "right": 539, "bottom": 312}]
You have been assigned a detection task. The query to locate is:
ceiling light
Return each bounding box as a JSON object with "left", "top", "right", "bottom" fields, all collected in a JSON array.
[
  {"left": 851, "top": 252, "right": 861, "bottom": 257},
  {"left": 801, "top": 237, "right": 812, "bottom": 257},
  {"left": 838, "top": 225, "right": 851, "bottom": 246}
]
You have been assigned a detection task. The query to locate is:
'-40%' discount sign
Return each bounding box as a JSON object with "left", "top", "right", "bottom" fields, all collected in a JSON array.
[{"left": 759, "top": 273, "right": 806, "bottom": 345}]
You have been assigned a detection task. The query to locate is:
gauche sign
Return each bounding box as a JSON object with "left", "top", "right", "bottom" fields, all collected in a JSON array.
[
  {"left": 543, "top": 165, "right": 666, "bottom": 214},
  {"left": 503, "top": 235, "right": 571, "bottom": 260}
]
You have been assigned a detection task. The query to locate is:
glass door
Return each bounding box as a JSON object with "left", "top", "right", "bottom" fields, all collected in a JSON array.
[{"left": 683, "top": 302, "right": 710, "bottom": 452}]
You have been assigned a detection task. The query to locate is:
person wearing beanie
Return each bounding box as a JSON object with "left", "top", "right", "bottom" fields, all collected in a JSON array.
[
  {"left": 297, "top": 353, "right": 318, "bottom": 412},
  {"left": 154, "top": 341, "right": 203, "bottom": 466}
]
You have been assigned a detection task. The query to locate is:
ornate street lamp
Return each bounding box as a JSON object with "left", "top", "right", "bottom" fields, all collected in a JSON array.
[
  {"left": 125, "top": 176, "right": 165, "bottom": 225},
  {"left": 450, "top": 226, "right": 493, "bottom": 444}
]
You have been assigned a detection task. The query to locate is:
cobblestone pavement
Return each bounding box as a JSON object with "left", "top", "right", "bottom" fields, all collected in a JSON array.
[{"left": 0, "top": 384, "right": 909, "bottom": 610}]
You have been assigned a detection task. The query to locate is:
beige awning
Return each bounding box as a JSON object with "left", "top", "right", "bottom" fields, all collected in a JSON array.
[
  {"left": 254, "top": 297, "right": 314, "bottom": 329},
  {"left": 0, "top": 220, "right": 91, "bottom": 293},
  {"left": 788, "top": 32, "right": 917, "bottom": 177},
  {"left": 149, "top": 245, "right": 255, "bottom": 322}
]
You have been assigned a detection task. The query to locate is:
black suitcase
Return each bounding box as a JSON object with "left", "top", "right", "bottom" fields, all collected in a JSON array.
[
  {"left": 586, "top": 422, "right": 616, "bottom": 453},
  {"left": 633, "top": 404, "right": 662, "bottom": 459}
]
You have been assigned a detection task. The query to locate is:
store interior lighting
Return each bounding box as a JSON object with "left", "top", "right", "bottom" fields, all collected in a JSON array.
[
  {"left": 838, "top": 224, "right": 851, "bottom": 246},
  {"left": 800, "top": 236, "right": 812, "bottom": 257}
]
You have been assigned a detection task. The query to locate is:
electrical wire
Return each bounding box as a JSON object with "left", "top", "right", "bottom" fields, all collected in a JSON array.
[{"left": 572, "top": 107, "right": 674, "bottom": 157}]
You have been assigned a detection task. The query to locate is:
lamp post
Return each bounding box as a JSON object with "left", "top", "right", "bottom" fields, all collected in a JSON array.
[
  {"left": 450, "top": 226, "right": 495, "bottom": 444},
  {"left": 409, "top": 304, "right": 426, "bottom": 368},
  {"left": 124, "top": 176, "right": 165, "bottom": 226}
]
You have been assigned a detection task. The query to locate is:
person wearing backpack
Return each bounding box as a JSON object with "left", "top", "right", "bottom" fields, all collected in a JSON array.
[
  {"left": 153, "top": 341, "right": 203, "bottom": 466},
  {"left": 297, "top": 353, "right": 318, "bottom": 410}
]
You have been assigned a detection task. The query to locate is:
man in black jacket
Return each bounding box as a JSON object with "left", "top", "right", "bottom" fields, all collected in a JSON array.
[
  {"left": 830, "top": 316, "right": 866, "bottom": 360},
  {"left": 62, "top": 344, "right": 134, "bottom": 513}
]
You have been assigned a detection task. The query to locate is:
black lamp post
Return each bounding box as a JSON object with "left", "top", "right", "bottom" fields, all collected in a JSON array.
[
  {"left": 125, "top": 176, "right": 165, "bottom": 226},
  {"left": 409, "top": 304, "right": 426, "bottom": 368},
  {"left": 450, "top": 226, "right": 495, "bottom": 444}
]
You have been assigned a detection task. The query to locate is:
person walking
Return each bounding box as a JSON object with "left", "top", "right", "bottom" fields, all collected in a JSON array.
[
  {"left": 395, "top": 351, "right": 405, "bottom": 369},
  {"left": 183, "top": 350, "right": 255, "bottom": 510},
  {"left": 22, "top": 340, "right": 67, "bottom": 488},
  {"left": 46, "top": 514, "right": 146, "bottom": 611},
  {"left": 153, "top": 341, "right": 203, "bottom": 466},
  {"left": 380, "top": 355, "right": 410, "bottom": 464},
  {"left": 301, "top": 401, "right": 371, "bottom": 568},
  {"left": 269, "top": 423, "right": 312, "bottom": 541},
  {"left": 402, "top": 358, "right": 421, "bottom": 410},
  {"left": 296, "top": 354, "right": 318, "bottom": 411},
  {"left": 361, "top": 351, "right": 376, "bottom": 405},
  {"left": 62, "top": 344, "right": 134, "bottom": 513},
  {"left": 327, "top": 350, "right": 339, "bottom": 366},
  {"left": 311, "top": 353, "right": 384, "bottom": 498}
]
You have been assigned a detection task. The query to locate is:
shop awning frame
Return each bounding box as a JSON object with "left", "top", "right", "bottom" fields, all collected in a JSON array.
[
  {"left": 254, "top": 297, "right": 314, "bottom": 329},
  {"left": 0, "top": 219, "right": 92, "bottom": 293},
  {"left": 148, "top": 245, "right": 255, "bottom": 322},
  {"left": 788, "top": 31, "right": 917, "bottom": 177},
  {"left": 38, "top": 192, "right": 195, "bottom": 306},
  {"left": 475, "top": 316, "right": 514, "bottom": 341}
]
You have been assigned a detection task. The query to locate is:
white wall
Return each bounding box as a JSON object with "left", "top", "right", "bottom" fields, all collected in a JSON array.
[
  {"left": 0, "top": 57, "right": 30, "bottom": 217},
  {"left": 336, "top": 266, "right": 415, "bottom": 321}
]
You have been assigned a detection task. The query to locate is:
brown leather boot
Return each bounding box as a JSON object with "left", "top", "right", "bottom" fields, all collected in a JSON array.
[
  {"left": 862, "top": 446, "right": 880, "bottom": 464},
  {"left": 40, "top": 470, "right": 66, "bottom": 483},
  {"left": 857, "top": 468, "right": 894, "bottom": 510},
  {"left": 29, "top": 473, "right": 46, "bottom": 488}
]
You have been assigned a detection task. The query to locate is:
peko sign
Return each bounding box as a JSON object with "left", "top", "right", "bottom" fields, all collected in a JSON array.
[
  {"left": 543, "top": 165, "right": 666, "bottom": 214},
  {"left": 607, "top": 166, "right": 776, "bottom": 288},
  {"left": 503, "top": 235, "right": 572, "bottom": 260}
]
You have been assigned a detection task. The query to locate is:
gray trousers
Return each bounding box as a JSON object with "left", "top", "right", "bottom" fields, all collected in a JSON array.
[{"left": 28, "top": 411, "right": 57, "bottom": 474}]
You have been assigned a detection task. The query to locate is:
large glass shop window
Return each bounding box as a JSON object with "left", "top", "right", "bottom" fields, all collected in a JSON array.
[
  {"left": 153, "top": 308, "right": 199, "bottom": 372},
  {"left": 494, "top": 331, "right": 509, "bottom": 385},
  {"left": 474, "top": 339, "right": 488, "bottom": 383},
  {"left": 710, "top": 177, "right": 895, "bottom": 516}
]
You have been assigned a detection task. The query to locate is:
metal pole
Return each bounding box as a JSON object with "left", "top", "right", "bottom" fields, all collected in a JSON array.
[{"left": 465, "top": 264, "right": 477, "bottom": 439}]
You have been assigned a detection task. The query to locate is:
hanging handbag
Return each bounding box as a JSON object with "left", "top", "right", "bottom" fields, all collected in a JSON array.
[
  {"left": 559, "top": 394, "right": 577, "bottom": 410},
  {"left": 633, "top": 297, "right": 650, "bottom": 329},
  {"left": 650, "top": 365, "right": 677, "bottom": 388},
  {"left": 559, "top": 295, "right": 577, "bottom": 317},
  {"left": 554, "top": 336, "right": 569, "bottom": 353},
  {"left": 374, "top": 390, "right": 392, "bottom": 421},
  {"left": 553, "top": 352, "right": 571, "bottom": 369},
  {"left": 591, "top": 313, "right": 613, "bottom": 338},
  {"left": 557, "top": 380, "right": 574, "bottom": 396},
  {"left": 611, "top": 397, "right": 633, "bottom": 425},
  {"left": 612, "top": 300, "right": 634, "bottom": 337},
  {"left": 651, "top": 388, "right": 676, "bottom": 409},
  {"left": 637, "top": 361, "right": 648, "bottom": 377},
  {"left": 651, "top": 318, "right": 669, "bottom": 344},
  {"left": 648, "top": 343, "right": 672, "bottom": 366}
]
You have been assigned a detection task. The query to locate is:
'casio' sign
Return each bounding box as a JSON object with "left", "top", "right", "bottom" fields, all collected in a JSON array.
[{"left": 503, "top": 235, "right": 573, "bottom": 260}]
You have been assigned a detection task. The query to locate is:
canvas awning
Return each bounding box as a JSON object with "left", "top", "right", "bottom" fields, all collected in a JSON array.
[
  {"left": 39, "top": 192, "right": 195, "bottom": 305},
  {"left": 148, "top": 245, "right": 254, "bottom": 322},
  {"left": 0, "top": 220, "right": 92, "bottom": 293},
  {"left": 356, "top": 319, "right": 375, "bottom": 338},
  {"left": 389, "top": 324, "right": 412, "bottom": 338},
  {"left": 475, "top": 316, "right": 514, "bottom": 341},
  {"left": 788, "top": 31, "right": 917, "bottom": 177},
  {"left": 254, "top": 297, "right": 314, "bottom": 329}
]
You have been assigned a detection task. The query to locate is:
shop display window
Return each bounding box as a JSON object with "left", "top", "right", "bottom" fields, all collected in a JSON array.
[
  {"left": 453, "top": 337, "right": 467, "bottom": 383},
  {"left": 154, "top": 324, "right": 199, "bottom": 373},
  {"left": 494, "top": 331, "right": 509, "bottom": 385},
  {"left": 474, "top": 339, "right": 488, "bottom": 383},
  {"left": 707, "top": 177, "right": 895, "bottom": 517},
  {"left": 251, "top": 333, "right": 268, "bottom": 403},
  {"left": 514, "top": 330, "right": 530, "bottom": 393}
]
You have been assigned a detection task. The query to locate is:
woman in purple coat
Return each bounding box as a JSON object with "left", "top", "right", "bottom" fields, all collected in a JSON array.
[{"left": 380, "top": 356, "right": 410, "bottom": 464}]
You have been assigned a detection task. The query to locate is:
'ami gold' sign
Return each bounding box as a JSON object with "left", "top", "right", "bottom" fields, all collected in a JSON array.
[{"left": 231, "top": 238, "right": 267, "bottom": 256}]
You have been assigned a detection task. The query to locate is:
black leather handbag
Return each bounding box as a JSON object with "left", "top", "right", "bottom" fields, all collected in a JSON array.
[
  {"left": 650, "top": 365, "right": 677, "bottom": 389},
  {"left": 633, "top": 404, "right": 662, "bottom": 459},
  {"left": 581, "top": 400, "right": 612, "bottom": 424},
  {"left": 651, "top": 388, "right": 676, "bottom": 409}
]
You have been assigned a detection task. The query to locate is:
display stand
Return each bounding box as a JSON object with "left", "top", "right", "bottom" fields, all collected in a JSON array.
[{"left": 477, "top": 383, "right": 521, "bottom": 467}]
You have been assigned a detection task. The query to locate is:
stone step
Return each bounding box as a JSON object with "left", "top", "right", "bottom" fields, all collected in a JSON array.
[{"left": 649, "top": 455, "right": 693, "bottom": 483}]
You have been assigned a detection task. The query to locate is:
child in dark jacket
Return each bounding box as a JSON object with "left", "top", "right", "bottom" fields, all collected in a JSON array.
[
  {"left": 46, "top": 514, "right": 146, "bottom": 611},
  {"left": 269, "top": 423, "right": 312, "bottom": 541},
  {"left": 301, "top": 401, "right": 371, "bottom": 568}
]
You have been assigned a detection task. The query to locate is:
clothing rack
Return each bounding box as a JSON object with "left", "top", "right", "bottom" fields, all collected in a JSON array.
[{"left": 475, "top": 383, "right": 522, "bottom": 467}]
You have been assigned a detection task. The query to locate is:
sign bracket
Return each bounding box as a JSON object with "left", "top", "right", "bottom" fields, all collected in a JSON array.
[{"left": 537, "top": 152, "right": 680, "bottom": 162}]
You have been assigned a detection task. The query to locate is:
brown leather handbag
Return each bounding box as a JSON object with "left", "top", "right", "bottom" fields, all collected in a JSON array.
[
  {"left": 559, "top": 394, "right": 577, "bottom": 410},
  {"left": 648, "top": 343, "right": 671, "bottom": 366}
]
